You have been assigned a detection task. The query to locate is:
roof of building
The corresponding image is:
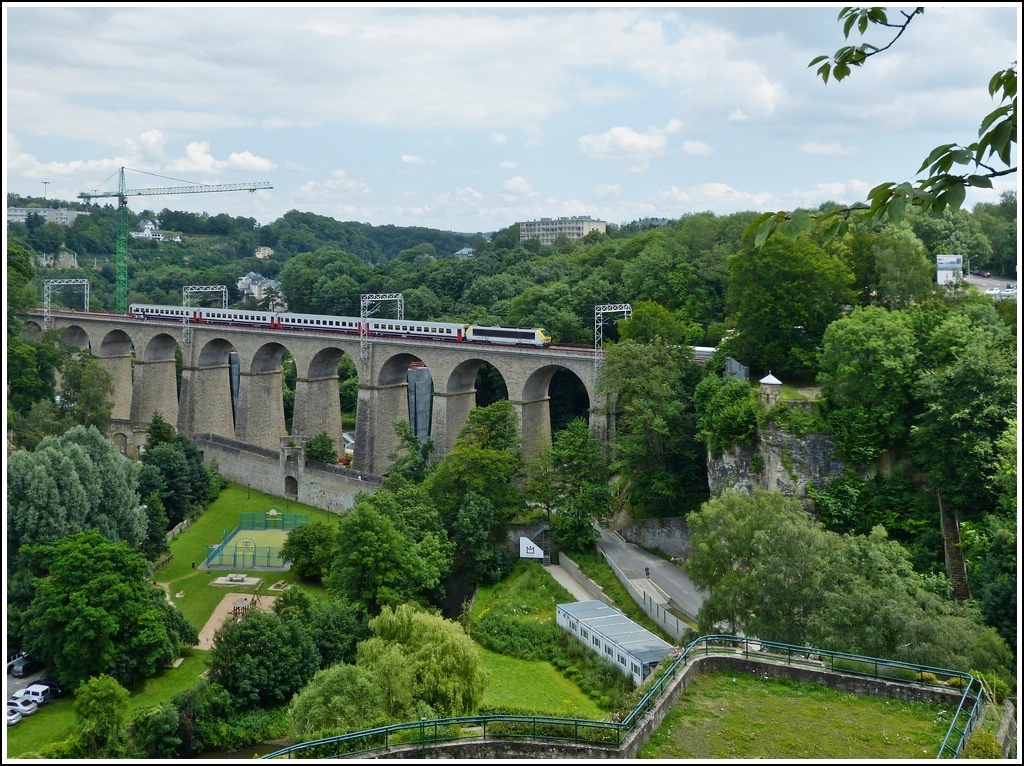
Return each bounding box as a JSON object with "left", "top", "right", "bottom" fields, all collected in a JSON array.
[
  {"left": 759, "top": 372, "right": 782, "bottom": 385},
  {"left": 557, "top": 600, "right": 673, "bottom": 664}
]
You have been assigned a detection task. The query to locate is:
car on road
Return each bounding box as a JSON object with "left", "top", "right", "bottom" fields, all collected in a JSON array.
[
  {"left": 1003, "top": 284, "right": 1017, "bottom": 297},
  {"left": 7, "top": 697, "right": 39, "bottom": 717},
  {"left": 984, "top": 286, "right": 1001, "bottom": 297},
  {"left": 10, "top": 655, "right": 43, "bottom": 678},
  {"left": 975, "top": 270, "right": 992, "bottom": 278},
  {"left": 6, "top": 708, "right": 22, "bottom": 726}
]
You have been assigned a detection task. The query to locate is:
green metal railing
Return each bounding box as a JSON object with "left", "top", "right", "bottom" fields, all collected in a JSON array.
[{"left": 262, "top": 634, "right": 984, "bottom": 759}]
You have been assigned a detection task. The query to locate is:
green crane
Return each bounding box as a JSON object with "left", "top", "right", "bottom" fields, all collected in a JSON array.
[{"left": 78, "top": 167, "right": 273, "bottom": 313}]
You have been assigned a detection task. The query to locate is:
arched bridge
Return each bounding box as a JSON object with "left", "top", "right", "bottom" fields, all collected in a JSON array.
[{"left": 23, "top": 309, "right": 609, "bottom": 476}]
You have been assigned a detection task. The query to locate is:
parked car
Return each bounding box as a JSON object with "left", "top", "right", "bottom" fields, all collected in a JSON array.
[
  {"left": 6, "top": 708, "right": 22, "bottom": 727},
  {"left": 10, "top": 655, "right": 43, "bottom": 678},
  {"left": 12, "top": 684, "right": 51, "bottom": 706},
  {"left": 6, "top": 697, "right": 39, "bottom": 716},
  {"left": 35, "top": 678, "right": 64, "bottom": 698},
  {"left": 984, "top": 286, "right": 1001, "bottom": 297}
]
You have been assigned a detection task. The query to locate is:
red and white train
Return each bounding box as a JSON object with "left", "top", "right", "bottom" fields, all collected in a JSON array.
[{"left": 128, "top": 303, "right": 553, "bottom": 347}]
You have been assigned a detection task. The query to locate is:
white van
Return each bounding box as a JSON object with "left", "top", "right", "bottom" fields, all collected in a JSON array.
[{"left": 12, "top": 684, "right": 51, "bottom": 707}]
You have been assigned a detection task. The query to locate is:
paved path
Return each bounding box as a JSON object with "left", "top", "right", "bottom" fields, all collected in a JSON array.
[{"left": 542, "top": 563, "right": 594, "bottom": 602}]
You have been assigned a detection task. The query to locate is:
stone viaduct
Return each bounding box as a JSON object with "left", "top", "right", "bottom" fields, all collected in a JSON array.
[{"left": 24, "top": 310, "right": 608, "bottom": 480}]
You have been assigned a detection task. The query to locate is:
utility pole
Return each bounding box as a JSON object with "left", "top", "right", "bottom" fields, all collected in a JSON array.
[{"left": 42, "top": 181, "right": 49, "bottom": 200}]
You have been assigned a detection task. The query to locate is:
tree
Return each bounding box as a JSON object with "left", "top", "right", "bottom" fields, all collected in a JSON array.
[
  {"left": 71, "top": 674, "right": 131, "bottom": 758},
  {"left": 617, "top": 300, "right": 700, "bottom": 346},
  {"left": 305, "top": 431, "right": 339, "bottom": 464},
  {"left": 326, "top": 490, "right": 453, "bottom": 613},
  {"left": 7, "top": 425, "right": 147, "bottom": 571},
  {"left": 692, "top": 374, "right": 761, "bottom": 459},
  {"left": 597, "top": 340, "right": 708, "bottom": 517},
  {"left": 747, "top": 8, "right": 1016, "bottom": 247},
  {"left": 207, "top": 609, "right": 319, "bottom": 710},
  {"left": 386, "top": 419, "right": 434, "bottom": 481},
  {"left": 357, "top": 603, "right": 488, "bottom": 718},
  {"left": 817, "top": 306, "right": 920, "bottom": 462},
  {"left": 280, "top": 521, "right": 338, "bottom": 582},
  {"left": 724, "top": 234, "right": 854, "bottom": 378},
  {"left": 685, "top": 489, "right": 1013, "bottom": 681},
  {"left": 56, "top": 351, "right": 115, "bottom": 433},
  {"left": 287, "top": 663, "right": 389, "bottom": 739},
  {"left": 20, "top": 530, "right": 198, "bottom": 690},
  {"left": 130, "top": 703, "right": 182, "bottom": 759},
  {"left": 544, "top": 418, "right": 611, "bottom": 553}
]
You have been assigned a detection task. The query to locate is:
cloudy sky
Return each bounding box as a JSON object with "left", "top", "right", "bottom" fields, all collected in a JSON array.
[{"left": 4, "top": 3, "right": 1020, "bottom": 234}]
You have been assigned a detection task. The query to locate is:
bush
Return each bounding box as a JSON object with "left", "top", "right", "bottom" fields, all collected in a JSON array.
[{"left": 962, "top": 729, "right": 1003, "bottom": 758}]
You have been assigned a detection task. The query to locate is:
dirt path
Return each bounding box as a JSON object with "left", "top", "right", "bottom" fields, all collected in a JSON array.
[{"left": 196, "top": 592, "right": 278, "bottom": 649}]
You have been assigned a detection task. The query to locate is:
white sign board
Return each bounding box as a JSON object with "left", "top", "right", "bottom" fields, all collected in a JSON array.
[{"left": 519, "top": 536, "right": 545, "bottom": 559}]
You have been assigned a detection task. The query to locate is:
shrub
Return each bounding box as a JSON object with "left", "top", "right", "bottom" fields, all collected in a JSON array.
[{"left": 962, "top": 729, "right": 1003, "bottom": 759}]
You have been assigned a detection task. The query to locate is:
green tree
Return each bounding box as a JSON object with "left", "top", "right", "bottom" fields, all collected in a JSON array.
[
  {"left": 544, "top": 418, "right": 611, "bottom": 553},
  {"left": 56, "top": 351, "right": 115, "bottom": 433},
  {"left": 326, "top": 490, "right": 452, "bottom": 613},
  {"left": 7, "top": 425, "right": 147, "bottom": 569},
  {"left": 21, "top": 530, "right": 198, "bottom": 690},
  {"left": 280, "top": 521, "right": 338, "bottom": 582},
  {"left": 618, "top": 300, "right": 700, "bottom": 346},
  {"left": 130, "top": 703, "right": 182, "bottom": 759},
  {"left": 870, "top": 222, "right": 935, "bottom": 310},
  {"left": 386, "top": 419, "right": 434, "bottom": 481},
  {"left": 597, "top": 340, "right": 708, "bottom": 517},
  {"left": 287, "top": 662, "right": 389, "bottom": 739},
  {"left": 692, "top": 373, "right": 761, "bottom": 459},
  {"left": 207, "top": 609, "right": 319, "bottom": 710},
  {"left": 724, "top": 234, "right": 854, "bottom": 377},
  {"left": 71, "top": 674, "right": 131, "bottom": 758},
  {"left": 305, "top": 431, "right": 339, "bottom": 464},
  {"left": 747, "top": 8, "right": 1016, "bottom": 246},
  {"left": 817, "top": 306, "right": 920, "bottom": 462},
  {"left": 358, "top": 603, "right": 488, "bottom": 718}
]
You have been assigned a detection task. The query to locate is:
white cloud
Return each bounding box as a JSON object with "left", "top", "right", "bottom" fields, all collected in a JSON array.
[
  {"left": 681, "top": 141, "right": 713, "bottom": 157},
  {"left": 401, "top": 155, "right": 431, "bottom": 165},
  {"left": 489, "top": 132, "right": 508, "bottom": 144},
  {"left": 501, "top": 176, "right": 535, "bottom": 195},
  {"left": 499, "top": 160, "right": 517, "bottom": 170},
  {"left": 800, "top": 142, "right": 856, "bottom": 157},
  {"left": 578, "top": 126, "right": 667, "bottom": 159},
  {"left": 227, "top": 151, "right": 277, "bottom": 172}
]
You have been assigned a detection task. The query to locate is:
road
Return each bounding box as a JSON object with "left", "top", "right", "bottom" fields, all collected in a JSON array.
[{"left": 595, "top": 527, "right": 706, "bottom": 623}]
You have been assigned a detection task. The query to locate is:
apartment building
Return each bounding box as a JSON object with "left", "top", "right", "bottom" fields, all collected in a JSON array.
[{"left": 518, "top": 215, "right": 607, "bottom": 246}]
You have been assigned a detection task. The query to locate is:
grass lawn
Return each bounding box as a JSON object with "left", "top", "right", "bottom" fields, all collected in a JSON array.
[
  {"left": 156, "top": 482, "right": 336, "bottom": 626},
  {"left": 640, "top": 671, "right": 954, "bottom": 759},
  {"left": 478, "top": 647, "right": 605, "bottom": 720}
]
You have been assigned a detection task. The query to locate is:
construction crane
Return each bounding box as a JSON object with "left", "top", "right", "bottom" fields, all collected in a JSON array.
[{"left": 79, "top": 167, "right": 273, "bottom": 313}]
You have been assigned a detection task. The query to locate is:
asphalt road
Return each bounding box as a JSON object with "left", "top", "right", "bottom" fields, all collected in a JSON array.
[{"left": 595, "top": 527, "right": 706, "bottom": 622}]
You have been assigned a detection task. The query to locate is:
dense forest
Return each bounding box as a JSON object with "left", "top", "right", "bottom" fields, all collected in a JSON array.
[{"left": 6, "top": 192, "right": 1018, "bottom": 730}]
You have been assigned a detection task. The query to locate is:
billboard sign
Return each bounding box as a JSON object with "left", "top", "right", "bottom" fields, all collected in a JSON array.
[{"left": 519, "top": 536, "right": 545, "bottom": 559}]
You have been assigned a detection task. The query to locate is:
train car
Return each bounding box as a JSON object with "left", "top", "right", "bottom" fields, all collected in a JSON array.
[
  {"left": 277, "top": 311, "right": 364, "bottom": 334},
  {"left": 465, "top": 325, "right": 551, "bottom": 346},
  {"left": 367, "top": 317, "right": 466, "bottom": 341}
]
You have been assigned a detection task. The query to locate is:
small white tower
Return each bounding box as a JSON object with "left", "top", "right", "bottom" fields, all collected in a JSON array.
[{"left": 759, "top": 371, "right": 782, "bottom": 407}]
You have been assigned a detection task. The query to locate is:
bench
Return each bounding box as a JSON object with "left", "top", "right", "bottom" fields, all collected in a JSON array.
[{"left": 228, "top": 574, "right": 246, "bottom": 583}]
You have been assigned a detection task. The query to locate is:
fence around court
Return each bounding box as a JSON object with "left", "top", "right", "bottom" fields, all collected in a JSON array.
[{"left": 202, "top": 514, "right": 305, "bottom": 570}]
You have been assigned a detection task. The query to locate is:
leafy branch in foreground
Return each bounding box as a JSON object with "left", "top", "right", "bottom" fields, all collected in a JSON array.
[{"left": 746, "top": 7, "right": 1017, "bottom": 247}]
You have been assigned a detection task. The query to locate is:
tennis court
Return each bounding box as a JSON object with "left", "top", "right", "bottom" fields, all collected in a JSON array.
[{"left": 203, "top": 511, "right": 308, "bottom": 570}]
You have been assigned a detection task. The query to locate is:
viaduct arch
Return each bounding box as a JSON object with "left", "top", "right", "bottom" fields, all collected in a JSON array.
[{"left": 23, "top": 310, "right": 607, "bottom": 477}]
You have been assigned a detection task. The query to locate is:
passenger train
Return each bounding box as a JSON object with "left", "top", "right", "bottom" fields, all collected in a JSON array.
[{"left": 128, "top": 303, "right": 553, "bottom": 347}]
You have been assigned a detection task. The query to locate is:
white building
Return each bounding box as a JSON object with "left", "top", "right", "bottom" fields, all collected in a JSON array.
[
  {"left": 519, "top": 216, "right": 607, "bottom": 246},
  {"left": 130, "top": 220, "right": 182, "bottom": 243},
  {"left": 556, "top": 600, "right": 674, "bottom": 685},
  {"left": 7, "top": 207, "right": 88, "bottom": 227}
]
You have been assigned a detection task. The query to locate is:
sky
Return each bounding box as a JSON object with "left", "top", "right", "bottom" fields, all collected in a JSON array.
[{"left": 3, "top": 3, "right": 1020, "bottom": 235}]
